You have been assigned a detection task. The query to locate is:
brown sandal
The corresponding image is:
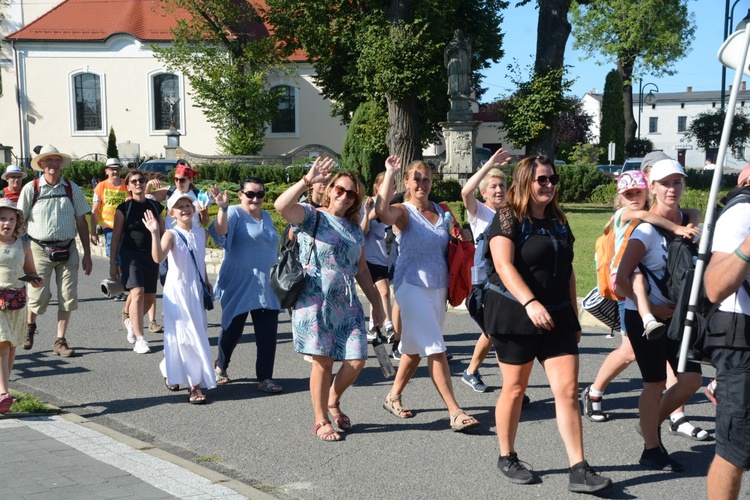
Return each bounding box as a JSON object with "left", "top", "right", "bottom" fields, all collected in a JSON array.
[
  {"left": 328, "top": 402, "right": 351, "bottom": 431},
  {"left": 450, "top": 409, "right": 479, "bottom": 433},
  {"left": 383, "top": 393, "right": 414, "bottom": 419},
  {"left": 164, "top": 378, "right": 180, "bottom": 392},
  {"left": 313, "top": 420, "right": 341, "bottom": 442}
]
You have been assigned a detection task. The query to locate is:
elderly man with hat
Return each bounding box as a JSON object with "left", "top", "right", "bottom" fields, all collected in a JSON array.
[
  {"left": 2, "top": 166, "right": 28, "bottom": 204},
  {"left": 91, "top": 158, "right": 128, "bottom": 300},
  {"left": 17, "top": 145, "right": 92, "bottom": 357}
]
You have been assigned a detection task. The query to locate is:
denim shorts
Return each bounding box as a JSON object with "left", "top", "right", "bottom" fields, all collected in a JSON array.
[{"left": 711, "top": 348, "right": 750, "bottom": 469}]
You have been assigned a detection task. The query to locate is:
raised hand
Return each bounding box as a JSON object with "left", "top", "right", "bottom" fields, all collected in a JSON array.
[
  {"left": 488, "top": 148, "right": 511, "bottom": 167},
  {"left": 146, "top": 179, "right": 162, "bottom": 192},
  {"left": 214, "top": 189, "right": 229, "bottom": 209},
  {"left": 307, "top": 157, "right": 335, "bottom": 184},
  {"left": 142, "top": 210, "right": 160, "bottom": 234},
  {"left": 385, "top": 155, "right": 402, "bottom": 173}
]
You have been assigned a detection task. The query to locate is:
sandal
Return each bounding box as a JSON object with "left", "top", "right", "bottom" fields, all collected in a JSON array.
[
  {"left": 164, "top": 378, "right": 180, "bottom": 392},
  {"left": 214, "top": 365, "right": 230, "bottom": 385},
  {"left": 450, "top": 409, "right": 480, "bottom": 433},
  {"left": 188, "top": 388, "right": 207, "bottom": 405},
  {"left": 383, "top": 393, "right": 414, "bottom": 419},
  {"left": 581, "top": 386, "right": 609, "bottom": 422},
  {"left": 258, "top": 379, "right": 283, "bottom": 394},
  {"left": 705, "top": 380, "right": 717, "bottom": 405},
  {"left": 0, "top": 393, "right": 14, "bottom": 414},
  {"left": 328, "top": 402, "right": 351, "bottom": 431},
  {"left": 313, "top": 420, "right": 341, "bottom": 442},
  {"left": 669, "top": 416, "right": 709, "bottom": 441}
]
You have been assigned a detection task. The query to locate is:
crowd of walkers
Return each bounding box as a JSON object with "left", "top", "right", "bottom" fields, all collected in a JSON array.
[{"left": 1, "top": 146, "right": 748, "bottom": 497}]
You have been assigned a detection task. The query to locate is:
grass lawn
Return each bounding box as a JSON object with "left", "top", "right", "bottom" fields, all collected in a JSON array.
[{"left": 563, "top": 203, "right": 613, "bottom": 297}]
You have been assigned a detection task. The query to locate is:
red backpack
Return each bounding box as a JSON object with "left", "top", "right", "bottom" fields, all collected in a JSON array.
[{"left": 440, "top": 204, "right": 475, "bottom": 307}]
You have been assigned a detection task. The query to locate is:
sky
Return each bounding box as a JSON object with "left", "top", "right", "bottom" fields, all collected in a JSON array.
[{"left": 479, "top": 0, "right": 748, "bottom": 103}]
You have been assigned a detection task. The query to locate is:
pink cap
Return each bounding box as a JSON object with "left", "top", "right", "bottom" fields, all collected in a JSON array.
[
  {"left": 617, "top": 170, "right": 648, "bottom": 194},
  {"left": 738, "top": 163, "right": 750, "bottom": 186}
]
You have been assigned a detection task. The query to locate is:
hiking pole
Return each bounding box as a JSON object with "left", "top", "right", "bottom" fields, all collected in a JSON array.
[{"left": 678, "top": 21, "right": 750, "bottom": 372}]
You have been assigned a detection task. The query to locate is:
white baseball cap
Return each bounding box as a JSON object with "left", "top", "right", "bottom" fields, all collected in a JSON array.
[{"left": 649, "top": 159, "right": 687, "bottom": 182}]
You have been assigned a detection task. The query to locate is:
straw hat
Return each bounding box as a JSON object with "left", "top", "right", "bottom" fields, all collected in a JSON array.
[{"left": 31, "top": 145, "right": 72, "bottom": 172}]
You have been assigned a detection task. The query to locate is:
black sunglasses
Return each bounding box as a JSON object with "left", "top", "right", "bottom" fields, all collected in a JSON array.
[
  {"left": 332, "top": 185, "right": 357, "bottom": 200},
  {"left": 174, "top": 177, "right": 189, "bottom": 184},
  {"left": 535, "top": 174, "right": 560, "bottom": 187},
  {"left": 129, "top": 178, "right": 146, "bottom": 184},
  {"left": 241, "top": 190, "right": 265, "bottom": 199}
]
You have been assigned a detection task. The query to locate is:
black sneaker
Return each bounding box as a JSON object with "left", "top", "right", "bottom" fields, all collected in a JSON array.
[
  {"left": 581, "top": 385, "right": 609, "bottom": 422},
  {"left": 639, "top": 446, "right": 684, "bottom": 472},
  {"left": 497, "top": 452, "right": 534, "bottom": 484},
  {"left": 568, "top": 460, "right": 612, "bottom": 493}
]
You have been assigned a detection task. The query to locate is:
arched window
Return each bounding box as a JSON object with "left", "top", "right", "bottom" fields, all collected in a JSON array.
[
  {"left": 152, "top": 73, "right": 181, "bottom": 131},
  {"left": 73, "top": 73, "right": 103, "bottom": 132},
  {"left": 271, "top": 85, "right": 296, "bottom": 133}
]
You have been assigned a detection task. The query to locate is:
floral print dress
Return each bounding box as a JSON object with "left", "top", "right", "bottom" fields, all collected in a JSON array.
[{"left": 292, "top": 204, "right": 367, "bottom": 360}]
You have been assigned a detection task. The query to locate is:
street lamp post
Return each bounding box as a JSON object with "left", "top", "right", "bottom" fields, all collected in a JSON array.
[
  {"left": 721, "top": 1, "right": 745, "bottom": 110},
  {"left": 637, "top": 79, "right": 659, "bottom": 139}
]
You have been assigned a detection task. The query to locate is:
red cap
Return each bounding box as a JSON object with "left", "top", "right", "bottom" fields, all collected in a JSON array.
[{"left": 175, "top": 164, "right": 198, "bottom": 180}]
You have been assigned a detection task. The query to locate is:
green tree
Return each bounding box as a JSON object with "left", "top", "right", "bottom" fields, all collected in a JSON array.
[
  {"left": 106, "top": 127, "right": 119, "bottom": 159},
  {"left": 264, "top": 0, "right": 507, "bottom": 171},
  {"left": 341, "top": 101, "right": 389, "bottom": 188},
  {"left": 684, "top": 109, "right": 750, "bottom": 160},
  {"left": 598, "top": 69, "right": 625, "bottom": 164},
  {"left": 154, "top": 0, "right": 286, "bottom": 155},
  {"left": 571, "top": 0, "right": 696, "bottom": 142}
]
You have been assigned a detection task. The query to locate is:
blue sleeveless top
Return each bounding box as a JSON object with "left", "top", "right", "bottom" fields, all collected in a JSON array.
[{"left": 393, "top": 202, "right": 450, "bottom": 291}]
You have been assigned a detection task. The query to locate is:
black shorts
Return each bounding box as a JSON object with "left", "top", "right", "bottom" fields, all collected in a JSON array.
[
  {"left": 625, "top": 309, "right": 701, "bottom": 383},
  {"left": 491, "top": 331, "right": 579, "bottom": 365},
  {"left": 711, "top": 348, "right": 750, "bottom": 469},
  {"left": 366, "top": 262, "right": 389, "bottom": 284},
  {"left": 120, "top": 248, "right": 159, "bottom": 294}
]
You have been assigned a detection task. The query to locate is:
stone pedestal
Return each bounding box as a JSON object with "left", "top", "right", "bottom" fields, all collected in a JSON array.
[{"left": 440, "top": 120, "right": 480, "bottom": 185}]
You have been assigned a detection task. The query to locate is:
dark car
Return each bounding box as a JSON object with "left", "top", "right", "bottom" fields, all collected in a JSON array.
[
  {"left": 596, "top": 165, "right": 622, "bottom": 179},
  {"left": 138, "top": 159, "right": 178, "bottom": 175}
]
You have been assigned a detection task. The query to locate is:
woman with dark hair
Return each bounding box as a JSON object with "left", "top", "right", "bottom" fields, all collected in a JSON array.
[
  {"left": 275, "top": 158, "right": 384, "bottom": 442},
  {"left": 374, "top": 156, "right": 479, "bottom": 433},
  {"left": 110, "top": 170, "right": 164, "bottom": 355},
  {"left": 209, "top": 177, "right": 282, "bottom": 393},
  {"left": 485, "top": 156, "right": 611, "bottom": 493}
]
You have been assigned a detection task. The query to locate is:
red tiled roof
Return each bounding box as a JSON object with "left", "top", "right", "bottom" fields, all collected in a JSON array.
[{"left": 6, "top": 0, "right": 307, "bottom": 61}]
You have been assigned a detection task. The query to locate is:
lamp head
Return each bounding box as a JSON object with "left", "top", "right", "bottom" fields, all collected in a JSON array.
[{"left": 644, "top": 91, "right": 657, "bottom": 105}]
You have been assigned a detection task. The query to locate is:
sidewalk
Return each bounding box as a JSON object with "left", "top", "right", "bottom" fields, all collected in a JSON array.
[{"left": 0, "top": 412, "right": 272, "bottom": 499}]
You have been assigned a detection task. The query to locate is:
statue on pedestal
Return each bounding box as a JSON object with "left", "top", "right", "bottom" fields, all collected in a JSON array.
[{"left": 445, "top": 29, "right": 471, "bottom": 99}]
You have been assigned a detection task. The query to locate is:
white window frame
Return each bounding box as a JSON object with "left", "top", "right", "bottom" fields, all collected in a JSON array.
[
  {"left": 267, "top": 83, "right": 299, "bottom": 138},
  {"left": 68, "top": 68, "right": 107, "bottom": 136},
  {"left": 147, "top": 69, "right": 185, "bottom": 136}
]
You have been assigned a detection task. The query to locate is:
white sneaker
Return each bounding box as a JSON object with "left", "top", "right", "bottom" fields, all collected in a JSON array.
[
  {"left": 125, "top": 318, "right": 136, "bottom": 344},
  {"left": 133, "top": 338, "right": 151, "bottom": 354}
]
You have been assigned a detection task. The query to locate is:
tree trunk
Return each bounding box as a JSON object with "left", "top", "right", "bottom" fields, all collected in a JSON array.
[
  {"left": 527, "top": 0, "right": 572, "bottom": 158},
  {"left": 618, "top": 58, "right": 637, "bottom": 144},
  {"left": 386, "top": 0, "right": 421, "bottom": 185}
]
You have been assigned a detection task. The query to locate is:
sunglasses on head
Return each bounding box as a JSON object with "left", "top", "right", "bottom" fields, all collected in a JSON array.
[
  {"left": 332, "top": 184, "right": 357, "bottom": 200},
  {"left": 129, "top": 178, "right": 146, "bottom": 185},
  {"left": 241, "top": 190, "right": 265, "bottom": 199},
  {"left": 535, "top": 174, "right": 560, "bottom": 187},
  {"left": 174, "top": 177, "right": 189, "bottom": 184}
]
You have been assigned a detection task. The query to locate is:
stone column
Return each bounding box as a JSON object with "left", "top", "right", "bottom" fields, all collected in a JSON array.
[{"left": 440, "top": 119, "right": 480, "bottom": 185}]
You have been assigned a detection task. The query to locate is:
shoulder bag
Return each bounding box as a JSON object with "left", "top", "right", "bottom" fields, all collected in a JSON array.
[
  {"left": 173, "top": 230, "right": 214, "bottom": 311},
  {"left": 270, "top": 211, "right": 320, "bottom": 309}
]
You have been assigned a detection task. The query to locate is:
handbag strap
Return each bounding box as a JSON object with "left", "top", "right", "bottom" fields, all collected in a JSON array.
[
  {"left": 305, "top": 211, "right": 321, "bottom": 265},
  {"left": 172, "top": 229, "right": 208, "bottom": 290}
]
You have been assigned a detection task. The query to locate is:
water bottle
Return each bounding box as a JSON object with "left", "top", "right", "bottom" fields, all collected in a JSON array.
[
  {"left": 443, "top": 211, "right": 453, "bottom": 231},
  {"left": 372, "top": 328, "right": 395, "bottom": 378}
]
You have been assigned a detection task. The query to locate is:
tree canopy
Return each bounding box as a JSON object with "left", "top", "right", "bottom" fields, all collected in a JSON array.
[
  {"left": 570, "top": 0, "right": 696, "bottom": 142},
  {"left": 154, "top": 0, "right": 286, "bottom": 155},
  {"left": 264, "top": 0, "right": 507, "bottom": 167}
]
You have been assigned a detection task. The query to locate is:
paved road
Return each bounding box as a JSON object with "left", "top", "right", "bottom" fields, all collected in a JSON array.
[{"left": 8, "top": 254, "right": 746, "bottom": 499}]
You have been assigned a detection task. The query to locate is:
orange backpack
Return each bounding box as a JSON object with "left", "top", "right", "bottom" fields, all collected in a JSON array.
[{"left": 595, "top": 218, "right": 640, "bottom": 300}]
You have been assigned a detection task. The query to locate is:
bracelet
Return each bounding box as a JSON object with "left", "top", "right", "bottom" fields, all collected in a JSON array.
[
  {"left": 522, "top": 298, "right": 538, "bottom": 308},
  {"left": 735, "top": 247, "right": 750, "bottom": 263},
  {"left": 302, "top": 175, "right": 313, "bottom": 190},
  {"left": 219, "top": 206, "right": 228, "bottom": 212}
]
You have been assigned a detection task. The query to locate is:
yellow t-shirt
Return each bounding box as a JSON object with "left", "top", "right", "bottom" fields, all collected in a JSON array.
[{"left": 93, "top": 180, "right": 128, "bottom": 229}]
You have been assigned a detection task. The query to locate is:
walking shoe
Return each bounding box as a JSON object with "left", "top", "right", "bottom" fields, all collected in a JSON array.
[
  {"left": 148, "top": 320, "right": 163, "bottom": 334},
  {"left": 53, "top": 338, "right": 75, "bottom": 357},
  {"left": 581, "top": 385, "right": 609, "bottom": 422},
  {"left": 568, "top": 460, "right": 612, "bottom": 493},
  {"left": 366, "top": 327, "right": 378, "bottom": 341},
  {"left": 383, "top": 325, "right": 397, "bottom": 344},
  {"left": 125, "top": 318, "right": 136, "bottom": 344},
  {"left": 112, "top": 294, "right": 126, "bottom": 301},
  {"left": 0, "top": 392, "right": 14, "bottom": 414},
  {"left": 23, "top": 323, "right": 37, "bottom": 350},
  {"left": 133, "top": 338, "right": 151, "bottom": 354},
  {"left": 497, "top": 452, "right": 534, "bottom": 484},
  {"left": 639, "top": 446, "right": 684, "bottom": 472},
  {"left": 643, "top": 321, "right": 666, "bottom": 340},
  {"left": 462, "top": 369, "right": 488, "bottom": 393},
  {"left": 391, "top": 342, "right": 401, "bottom": 361}
]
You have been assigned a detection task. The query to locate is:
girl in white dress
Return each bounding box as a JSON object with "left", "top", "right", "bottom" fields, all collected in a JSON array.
[{"left": 144, "top": 191, "right": 216, "bottom": 404}]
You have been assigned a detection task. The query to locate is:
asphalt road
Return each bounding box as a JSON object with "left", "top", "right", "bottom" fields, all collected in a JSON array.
[{"left": 10, "top": 254, "right": 747, "bottom": 499}]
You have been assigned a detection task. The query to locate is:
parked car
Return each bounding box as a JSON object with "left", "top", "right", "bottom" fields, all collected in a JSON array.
[
  {"left": 596, "top": 165, "right": 622, "bottom": 179},
  {"left": 138, "top": 159, "right": 177, "bottom": 175},
  {"left": 622, "top": 157, "right": 644, "bottom": 172}
]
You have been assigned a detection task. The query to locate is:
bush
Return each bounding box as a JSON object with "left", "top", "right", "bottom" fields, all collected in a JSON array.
[
  {"left": 431, "top": 179, "right": 462, "bottom": 203},
  {"left": 590, "top": 181, "right": 617, "bottom": 205},
  {"left": 556, "top": 163, "right": 611, "bottom": 203}
]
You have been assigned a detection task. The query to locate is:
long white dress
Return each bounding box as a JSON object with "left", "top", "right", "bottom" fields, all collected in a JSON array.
[{"left": 159, "top": 226, "right": 216, "bottom": 390}]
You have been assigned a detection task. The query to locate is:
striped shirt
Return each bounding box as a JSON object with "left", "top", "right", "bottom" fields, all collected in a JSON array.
[{"left": 18, "top": 176, "right": 91, "bottom": 242}]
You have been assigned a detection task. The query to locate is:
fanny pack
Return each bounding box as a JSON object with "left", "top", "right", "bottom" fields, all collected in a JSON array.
[
  {"left": 0, "top": 288, "right": 26, "bottom": 310},
  {"left": 34, "top": 238, "right": 74, "bottom": 262}
]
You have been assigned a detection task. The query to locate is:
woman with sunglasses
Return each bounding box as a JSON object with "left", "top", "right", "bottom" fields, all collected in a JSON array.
[
  {"left": 275, "top": 157, "right": 384, "bottom": 442},
  {"left": 374, "top": 156, "right": 479, "bottom": 433},
  {"left": 208, "top": 178, "right": 283, "bottom": 394},
  {"left": 485, "top": 156, "right": 611, "bottom": 493},
  {"left": 110, "top": 171, "right": 164, "bottom": 355},
  {"left": 147, "top": 161, "right": 209, "bottom": 227}
]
